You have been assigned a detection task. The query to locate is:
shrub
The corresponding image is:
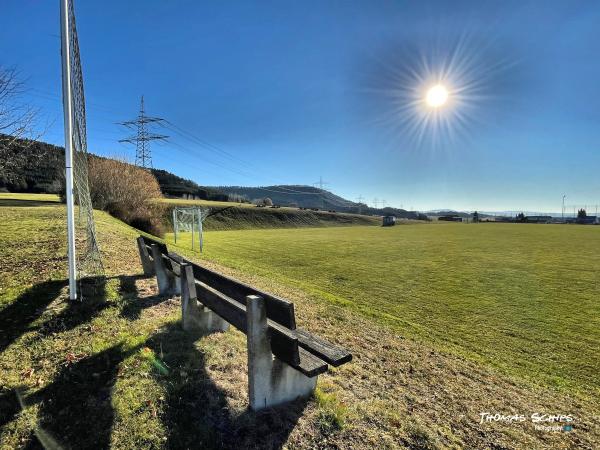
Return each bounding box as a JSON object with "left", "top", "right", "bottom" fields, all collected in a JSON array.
[{"left": 85, "top": 157, "right": 165, "bottom": 236}]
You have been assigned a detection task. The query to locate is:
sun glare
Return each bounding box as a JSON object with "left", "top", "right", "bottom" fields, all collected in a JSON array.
[
  {"left": 426, "top": 84, "right": 449, "bottom": 108},
  {"left": 365, "top": 31, "right": 513, "bottom": 149}
]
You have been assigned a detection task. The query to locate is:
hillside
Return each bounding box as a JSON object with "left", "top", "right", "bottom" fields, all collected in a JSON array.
[
  {"left": 214, "top": 185, "right": 352, "bottom": 209},
  {"left": 1, "top": 136, "right": 425, "bottom": 220},
  {"left": 151, "top": 169, "right": 227, "bottom": 200},
  {"left": 214, "top": 185, "right": 423, "bottom": 219},
  {"left": 0, "top": 135, "right": 224, "bottom": 200}
]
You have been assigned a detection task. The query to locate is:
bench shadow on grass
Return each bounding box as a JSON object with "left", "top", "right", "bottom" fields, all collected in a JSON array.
[
  {"left": 148, "top": 322, "right": 309, "bottom": 450},
  {"left": 24, "top": 343, "right": 136, "bottom": 450},
  {"left": 13, "top": 274, "right": 306, "bottom": 450},
  {"left": 122, "top": 274, "right": 309, "bottom": 449}
]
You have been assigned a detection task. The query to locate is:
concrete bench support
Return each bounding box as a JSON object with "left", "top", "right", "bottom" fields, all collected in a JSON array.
[
  {"left": 151, "top": 244, "right": 178, "bottom": 296},
  {"left": 137, "top": 237, "right": 155, "bottom": 276},
  {"left": 181, "top": 264, "right": 229, "bottom": 333},
  {"left": 246, "top": 295, "right": 317, "bottom": 411}
]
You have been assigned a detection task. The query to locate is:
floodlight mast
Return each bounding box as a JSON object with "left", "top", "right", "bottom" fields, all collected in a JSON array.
[{"left": 60, "top": 0, "right": 77, "bottom": 301}]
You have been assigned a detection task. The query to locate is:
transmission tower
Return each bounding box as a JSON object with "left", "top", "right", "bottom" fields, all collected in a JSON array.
[
  {"left": 356, "top": 195, "right": 364, "bottom": 215},
  {"left": 313, "top": 176, "right": 329, "bottom": 209},
  {"left": 119, "top": 96, "right": 168, "bottom": 169},
  {"left": 313, "top": 175, "right": 329, "bottom": 190},
  {"left": 373, "top": 198, "right": 380, "bottom": 209}
]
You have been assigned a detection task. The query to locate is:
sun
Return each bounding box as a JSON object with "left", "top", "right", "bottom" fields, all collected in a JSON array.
[{"left": 426, "top": 84, "right": 449, "bottom": 108}]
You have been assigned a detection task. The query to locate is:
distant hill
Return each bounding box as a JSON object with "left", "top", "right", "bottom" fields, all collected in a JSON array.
[
  {"left": 426, "top": 209, "right": 497, "bottom": 219},
  {"left": 1, "top": 136, "right": 427, "bottom": 220},
  {"left": 214, "top": 185, "right": 350, "bottom": 209},
  {"left": 214, "top": 185, "right": 424, "bottom": 219}
]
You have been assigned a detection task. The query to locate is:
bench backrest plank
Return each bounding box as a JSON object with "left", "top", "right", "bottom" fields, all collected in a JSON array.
[
  {"left": 166, "top": 253, "right": 296, "bottom": 329},
  {"left": 192, "top": 262, "right": 296, "bottom": 329},
  {"left": 193, "top": 280, "right": 326, "bottom": 377},
  {"left": 140, "top": 235, "right": 168, "bottom": 257}
]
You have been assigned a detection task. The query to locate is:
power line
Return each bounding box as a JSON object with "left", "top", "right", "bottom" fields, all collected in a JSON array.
[
  {"left": 162, "top": 120, "right": 256, "bottom": 169},
  {"left": 118, "top": 96, "right": 168, "bottom": 169}
]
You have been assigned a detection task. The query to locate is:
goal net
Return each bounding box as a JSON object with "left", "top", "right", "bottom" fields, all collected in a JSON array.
[
  {"left": 61, "top": 0, "right": 103, "bottom": 298},
  {"left": 173, "top": 206, "right": 208, "bottom": 252}
]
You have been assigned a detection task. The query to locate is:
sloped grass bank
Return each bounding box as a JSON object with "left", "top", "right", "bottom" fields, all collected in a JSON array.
[{"left": 161, "top": 197, "right": 381, "bottom": 230}]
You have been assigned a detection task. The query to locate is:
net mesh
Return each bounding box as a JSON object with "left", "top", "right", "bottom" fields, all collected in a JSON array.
[
  {"left": 67, "top": 0, "right": 104, "bottom": 282},
  {"left": 173, "top": 206, "right": 208, "bottom": 252}
]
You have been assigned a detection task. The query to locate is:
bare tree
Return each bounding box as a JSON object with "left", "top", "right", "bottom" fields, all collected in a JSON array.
[{"left": 0, "top": 67, "right": 39, "bottom": 181}]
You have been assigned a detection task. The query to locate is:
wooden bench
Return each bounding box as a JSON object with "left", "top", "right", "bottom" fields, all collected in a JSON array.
[{"left": 136, "top": 235, "right": 352, "bottom": 410}]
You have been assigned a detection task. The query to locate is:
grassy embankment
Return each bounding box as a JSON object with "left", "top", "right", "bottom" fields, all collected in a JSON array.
[
  {"left": 1, "top": 193, "right": 598, "bottom": 449},
  {"left": 160, "top": 197, "right": 381, "bottom": 230}
]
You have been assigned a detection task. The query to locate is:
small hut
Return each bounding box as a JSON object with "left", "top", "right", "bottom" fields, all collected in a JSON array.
[{"left": 382, "top": 215, "right": 396, "bottom": 226}]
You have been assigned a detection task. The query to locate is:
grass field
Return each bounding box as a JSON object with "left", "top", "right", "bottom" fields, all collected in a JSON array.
[
  {"left": 1, "top": 194, "right": 598, "bottom": 449},
  {"left": 167, "top": 223, "right": 600, "bottom": 397}
]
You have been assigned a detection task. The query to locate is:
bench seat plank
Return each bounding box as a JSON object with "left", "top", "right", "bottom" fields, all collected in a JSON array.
[{"left": 295, "top": 328, "right": 353, "bottom": 366}]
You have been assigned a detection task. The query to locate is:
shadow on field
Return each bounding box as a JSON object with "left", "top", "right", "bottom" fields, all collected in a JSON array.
[
  {"left": 0, "top": 387, "right": 20, "bottom": 429},
  {"left": 6, "top": 274, "right": 306, "bottom": 449},
  {"left": 0, "top": 279, "right": 67, "bottom": 354},
  {"left": 118, "top": 273, "right": 168, "bottom": 321},
  {"left": 0, "top": 199, "right": 59, "bottom": 208},
  {"left": 35, "top": 278, "right": 110, "bottom": 338},
  {"left": 25, "top": 343, "right": 137, "bottom": 450},
  {"left": 148, "top": 323, "right": 308, "bottom": 450}
]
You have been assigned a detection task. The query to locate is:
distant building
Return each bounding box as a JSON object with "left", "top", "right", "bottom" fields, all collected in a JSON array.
[
  {"left": 382, "top": 215, "right": 396, "bottom": 226},
  {"left": 577, "top": 215, "right": 598, "bottom": 225},
  {"left": 438, "top": 215, "right": 463, "bottom": 222},
  {"left": 525, "top": 215, "right": 552, "bottom": 223}
]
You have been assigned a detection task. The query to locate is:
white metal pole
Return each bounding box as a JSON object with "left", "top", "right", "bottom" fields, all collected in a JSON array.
[
  {"left": 60, "top": 0, "right": 77, "bottom": 301},
  {"left": 173, "top": 208, "right": 177, "bottom": 243},
  {"left": 198, "top": 208, "right": 203, "bottom": 253},
  {"left": 191, "top": 210, "right": 195, "bottom": 250}
]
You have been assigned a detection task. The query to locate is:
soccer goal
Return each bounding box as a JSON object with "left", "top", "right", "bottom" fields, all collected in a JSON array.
[
  {"left": 60, "top": 0, "right": 103, "bottom": 301},
  {"left": 172, "top": 206, "right": 208, "bottom": 252}
]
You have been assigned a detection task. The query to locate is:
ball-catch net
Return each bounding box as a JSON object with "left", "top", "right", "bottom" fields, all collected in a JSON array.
[{"left": 65, "top": 0, "right": 104, "bottom": 287}]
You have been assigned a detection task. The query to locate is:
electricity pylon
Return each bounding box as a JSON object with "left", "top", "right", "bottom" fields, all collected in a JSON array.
[
  {"left": 119, "top": 96, "right": 168, "bottom": 169},
  {"left": 313, "top": 176, "right": 329, "bottom": 209},
  {"left": 356, "top": 195, "right": 364, "bottom": 214}
]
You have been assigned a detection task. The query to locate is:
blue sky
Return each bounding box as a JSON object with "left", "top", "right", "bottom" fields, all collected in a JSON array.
[{"left": 2, "top": 0, "right": 599, "bottom": 212}]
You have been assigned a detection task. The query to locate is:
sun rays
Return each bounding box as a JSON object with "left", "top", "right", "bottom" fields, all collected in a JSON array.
[{"left": 364, "top": 31, "right": 516, "bottom": 150}]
